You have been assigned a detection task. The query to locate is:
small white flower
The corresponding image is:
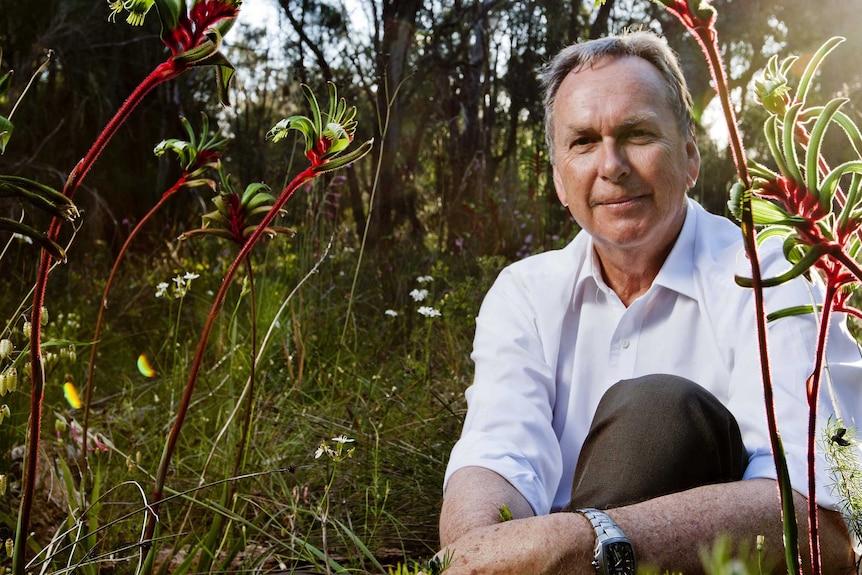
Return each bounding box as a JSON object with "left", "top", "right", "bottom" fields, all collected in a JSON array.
[
  {"left": 417, "top": 306, "right": 441, "bottom": 318},
  {"left": 409, "top": 288, "right": 429, "bottom": 302},
  {"left": 332, "top": 435, "right": 354, "bottom": 444},
  {"left": 315, "top": 445, "right": 326, "bottom": 459},
  {"left": 155, "top": 282, "right": 169, "bottom": 298},
  {"left": 184, "top": 271, "right": 200, "bottom": 281},
  {"left": 384, "top": 309, "right": 399, "bottom": 317},
  {"left": 416, "top": 275, "right": 434, "bottom": 283}
]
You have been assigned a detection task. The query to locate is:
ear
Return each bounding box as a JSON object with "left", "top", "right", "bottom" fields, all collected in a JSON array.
[
  {"left": 685, "top": 137, "right": 701, "bottom": 189},
  {"left": 552, "top": 165, "right": 568, "bottom": 206}
]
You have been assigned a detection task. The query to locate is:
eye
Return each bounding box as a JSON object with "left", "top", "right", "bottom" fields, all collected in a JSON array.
[
  {"left": 626, "top": 128, "right": 655, "bottom": 142},
  {"left": 569, "top": 135, "right": 597, "bottom": 150}
]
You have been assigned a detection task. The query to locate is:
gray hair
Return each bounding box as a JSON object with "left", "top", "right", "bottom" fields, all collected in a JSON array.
[{"left": 541, "top": 31, "right": 695, "bottom": 160}]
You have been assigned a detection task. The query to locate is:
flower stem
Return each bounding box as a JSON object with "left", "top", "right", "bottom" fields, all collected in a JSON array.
[
  {"left": 80, "top": 181, "right": 185, "bottom": 495},
  {"left": 663, "top": 3, "right": 801, "bottom": 572},
  {"left": 13, "top": 58, "right": 185, "bottom": 575},
  {"left": 139, "top": 165, "right": 317, "bottom": 570},
  {"left": 806, "top": 282, "right": 838, "bottom": 575}
]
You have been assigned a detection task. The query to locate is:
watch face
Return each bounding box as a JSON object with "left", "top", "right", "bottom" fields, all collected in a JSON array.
[{"left": 606, "top": 542, "right": 636, "bottom": 575}]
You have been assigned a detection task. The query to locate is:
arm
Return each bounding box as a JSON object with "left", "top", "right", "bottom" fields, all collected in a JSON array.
[{"left": 439, "top": 469, "right": 855, "bottom": 575}]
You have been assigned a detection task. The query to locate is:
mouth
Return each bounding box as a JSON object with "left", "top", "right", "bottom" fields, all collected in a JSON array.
[{"left": 593, "top": 195, "right": 646, "bottom": 208}]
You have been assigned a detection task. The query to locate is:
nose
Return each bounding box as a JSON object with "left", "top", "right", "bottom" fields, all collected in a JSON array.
[{"left": 599, "top": 139, "right": 630, "bottom": 183}]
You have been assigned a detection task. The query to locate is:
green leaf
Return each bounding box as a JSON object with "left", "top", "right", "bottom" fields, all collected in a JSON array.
[
  {"left": 821, "top": 161, "right": 862, "bottom": 207},
  {"left": 781, "top": 102, "right": 805, "bottom": 187},
  {"left": 0, "top": 69, "right": 12, "bottom": 98},
  {"left": 764, "top": 115, "right": 791, "bottom": 180},
  {"left": 749, "top": 196, "right": 807, "bottom": 227},
  {"left": 735, "top": 244, "right": 825, "bottom": 288},
  {"left": 0, "top": 175, "right": 78, "bottom": 220},
  {"left": 796, "top": 37, "right": 845, "bottom": 107},
  {"left": 805, "top": 97, "right": 847, "bottom": 204},
  {"left": 152, "top": 0, "right": 182, "bottom": 37},
  {"left": 313, "top": 139, "right": 374, "bottom": 174},
  {"left": 755, "top": 225, "right": 794, "bottom": 246},
  {"left": 767, "top": 305, "right": 821, "bottom": 322},
  {"left": 838, "top": 173, "right": 862, "bottom": 233},
  {"left": 303, "top": 84, "right": 323, "bottom": 139},
  {"left": 0, "top": 217, "right": 67, "bottom": 260},
  {"left": 214, "top": 63, "right": 234, "bottom": 107},
  {"left": 0, "top": 115, "right": 12, "bottom": 154}
]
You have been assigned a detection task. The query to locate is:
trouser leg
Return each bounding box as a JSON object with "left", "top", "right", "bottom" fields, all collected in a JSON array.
[{"left": 566, "top": 374, "right": 748, "bottom": 511}]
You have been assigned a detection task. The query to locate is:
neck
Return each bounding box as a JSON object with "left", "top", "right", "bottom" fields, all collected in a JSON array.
[{"left": 595, "top": 232, "right": 682, "bottom": 307}]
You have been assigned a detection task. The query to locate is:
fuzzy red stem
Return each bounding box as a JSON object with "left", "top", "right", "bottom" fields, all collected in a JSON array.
[
  {"left": 667, "top": 4, "right": 805, "bottom": 573},
  {"left": 140, "top": 165, "right": 318, "bottom": 559},
  {"left": 63, "top": 61, "right": 182, "bottom": 199},
  {"left": 13, "top": 59, "right": 185, "bottom": 575},
  {"left": 80, "top": 182, "right": 184, "bottom": 485},
  {"left": 806, "top": 282, "right": 837, "bottom": 575}
]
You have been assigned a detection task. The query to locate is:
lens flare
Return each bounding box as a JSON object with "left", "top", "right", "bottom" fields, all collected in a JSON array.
[
  {"left": 63, "top": 381, "right": 82, "bottom": 409},
  {"left": 137, "top": 354, "right": 156, "bottom": 378}
]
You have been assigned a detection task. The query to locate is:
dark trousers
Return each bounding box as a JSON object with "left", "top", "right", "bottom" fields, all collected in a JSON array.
[{"left": 566, "top": 374, "right": 748, "bottom": 511}]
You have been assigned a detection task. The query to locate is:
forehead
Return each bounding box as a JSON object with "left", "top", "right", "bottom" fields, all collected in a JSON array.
[{"left": 554, "top": 55, "right": 675, "bottom": 128}]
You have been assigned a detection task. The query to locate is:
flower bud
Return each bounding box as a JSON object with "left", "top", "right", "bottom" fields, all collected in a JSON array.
[
  {"left": 0, "top": 339, "right": 12, "bottom": 359},
  {"left": 0, "top": 373, "right": 6, "bottom": 397},
  {"left": 5, "top": 367, "right": 16, "bottom": 393},
  {"left": 0, "top": 474, "right": 6, "bottom": 496},
  {"left": 66, "top": 345, "right": 76, "bottom": 363},
  {"left": 55, "top": 416, "right": 67, "bottom": 434},
  {"left": 5, "top": 538, "right": 12, "bottom": 558},
  {"left": 0, "top": 404, "right": 9, "bottom": 426}
]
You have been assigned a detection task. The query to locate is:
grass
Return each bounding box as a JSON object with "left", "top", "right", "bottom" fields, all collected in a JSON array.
[{"left": 0, "top": 193, "right": 515, "bottom": 572}]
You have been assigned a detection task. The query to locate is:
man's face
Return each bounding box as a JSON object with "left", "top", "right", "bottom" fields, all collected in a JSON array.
[{"left": 551, "top": 56, "right": 700, "bottom": 261}]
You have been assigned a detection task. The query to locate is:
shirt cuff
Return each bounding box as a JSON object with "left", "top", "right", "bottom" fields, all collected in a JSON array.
[
  {"left": 443, "top": 431, "right": 555, "bottom": 515},
  {"left": 743, "top": 449, "right": 840, "bottom": 510}
]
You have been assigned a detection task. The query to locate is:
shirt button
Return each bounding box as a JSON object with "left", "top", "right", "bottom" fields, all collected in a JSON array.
[{"left": 620, "top": 339, "right": 630, "bottom": 349}]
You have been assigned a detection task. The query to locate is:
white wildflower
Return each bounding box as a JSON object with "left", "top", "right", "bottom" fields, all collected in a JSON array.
[
  {"left": 332, "top": 435, "right": 354, "bottom": 444},
  {"left": 409, "top": 288, "right": 429, "bottom": 302},
  {"left": 384, "top": 309, "right": 399, "bottom": 317},
  {"left": 416, "top": 275, "right": 434, "bottom": 283},
  {"left": 184, "top": 271, "right": 200, "bottom": 282},
  {"left": 417, "top": 306, "right": 441, "bottom": 318},
  {"left": 155, "top": 282, "right": 169, "bottom": 298}
]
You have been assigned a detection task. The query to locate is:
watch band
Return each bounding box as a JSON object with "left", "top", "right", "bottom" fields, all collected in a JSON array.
[
  {"left": 576, "top": 508, "right": 636, "bottom": 575},
  {"left": 577, "top": 507, "right": 628, "bottom": 543}
]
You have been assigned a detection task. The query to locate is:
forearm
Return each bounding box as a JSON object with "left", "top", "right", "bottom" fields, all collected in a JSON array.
[
  {"left": 439, "top": 474, "right": 854, "bottom": 575},
  {"left": 440, "top": 466, "right": 536, "bottom": 547},
  {"left": 607, "top": 478, "right": 853, "bottom": 575}
]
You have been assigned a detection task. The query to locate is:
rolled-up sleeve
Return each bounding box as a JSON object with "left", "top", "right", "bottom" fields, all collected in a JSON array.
[
  {"left": 727, "top": 247, "right": 862, "bottom": 511},
  {"left": 443, "top": 266, "right": 565, "bottom": 515}
]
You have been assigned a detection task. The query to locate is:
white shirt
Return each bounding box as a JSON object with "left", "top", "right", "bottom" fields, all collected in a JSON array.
[{"left": 444, "top": 198, "right": 862, "bottom": 515}]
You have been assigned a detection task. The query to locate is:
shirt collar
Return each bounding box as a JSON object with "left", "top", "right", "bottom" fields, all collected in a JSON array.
[{"left": 575, "top": 199, "right": 699, "bottom": 302}]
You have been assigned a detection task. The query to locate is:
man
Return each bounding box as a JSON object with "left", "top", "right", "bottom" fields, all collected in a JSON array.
[{"left": 439, "top": 31, "right": 860, "bottom": 574}]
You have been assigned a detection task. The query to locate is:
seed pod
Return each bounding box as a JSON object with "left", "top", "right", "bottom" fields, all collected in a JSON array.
[
  {"left": 22, "top": 321, "right": 31, "bottom": 340},
  {"left": 0, "top": 474, "right": 5, "bottom": 496},
  {"left": 40, "top": 306, "right": 48, "bottom": 326},
  {"left": 0, "top": 404, "right": 8, "bottom": 426},
  {"left": 0, "top": 339, "right": 12, "bottom": 359},
  {"left": 5, "top": 537, "right": 12, "bottom": 558},
  {"left": 0, "top": 372, "right": 6, "bottom": 396}
]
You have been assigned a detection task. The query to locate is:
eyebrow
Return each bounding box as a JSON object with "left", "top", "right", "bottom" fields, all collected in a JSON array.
[{"left": 560, "top": 113, "right": 660, "bottom": 139}]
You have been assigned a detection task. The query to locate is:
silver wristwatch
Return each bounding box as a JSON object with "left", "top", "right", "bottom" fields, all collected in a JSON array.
[{"left": 576, "top": 508, "right": 636, "bottom": 575}]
